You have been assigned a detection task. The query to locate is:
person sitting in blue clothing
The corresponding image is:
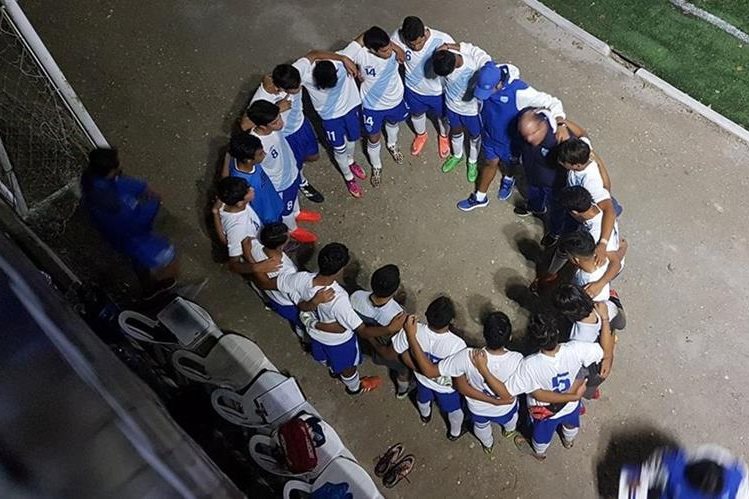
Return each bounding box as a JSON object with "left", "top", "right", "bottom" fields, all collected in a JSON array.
[
  {"left": 81, "top": 147, "right": 178, "bottom": 298},
  {"left": 221, "top": 131, "right": 284, "bottom": 226},
  {"left": 457, "top": 62, "right": 569, "bottom": 212}
]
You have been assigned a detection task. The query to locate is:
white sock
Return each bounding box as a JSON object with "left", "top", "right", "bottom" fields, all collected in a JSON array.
[
  {"left": 367, "top": 140, "right": 382, "bottom": 169},
  {"left": 562, "top": 424, "right": 579, "bottom": 442},
  {"left": 334, "top": 147, "right": 354, "bottom": 181},
  {"left": 473, "top": 421, "right": 494, "bottom": 448},
  {"left": 341, "top": 371, "right": 361, "bottom": 392},
  {"left": 438, "top": 117, "right": 449, "bottom": 137},
  {"left": 299, "top": 171, "right": 308, "bottom": 186},
  {"left": 468, "top": 136, "right": 481, "bottom": 163},
  {"left": 548, "top": 249, "right": 568, "bottom": 275},
  {"left": 532, "top": 438, "right": 551, "bottom": 455},
  {"left": 411, "top": 113, "right": 427, "bottom": 135},
  {"left": 475, "top": 191, "right": 487, "bottom": 202},
  {"left": 396, "top": 378, "right": 410, "bottom": 393},
  {"left": 451, "top": 133, "right": 464, "bottom": 159},
  {"left": 417, "top": 400, "right": 431, "bottom": 418},
  {"left": 447, "top": 409, "right": 465, "bottom": 437},
  {"left": 384, "top": 122, "right": 400, "bottom": 148},
  {"left": 345, "top": 140, "right": 356, "bottom": 164}
]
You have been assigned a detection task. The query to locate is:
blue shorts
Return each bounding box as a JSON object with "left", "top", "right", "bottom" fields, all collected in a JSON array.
[
  {"left": 278, "top": 175, "right": 301, "bottom": 216},
  {"left": 470, "top": 402, "right": 519, "bottom": 427},
  {"left": 311, "top": 335, "right": 361, "bottom": 375},
  {"left": 362, "top": 100, "right": 409, "bottom": 136},
  {"left": 531, "top": 402, "right": 581, "bottom": 445},
  {"left": 286, "top": 118, "right": 319, "bottom": 164},
  {"left": 446, "top": 108, "right": 482, "bottom": 138},
  {"left": 268, "top": 299, "right": 303, "bottom": 331},
  {"left": 481, "top": 138, "right": 515, "bottom": 164},
  {"left": 124, "top": 233, "right": 176, "bottom": 271},
  {"left": 416, "top": 381, "right": 462, "bottom": 413},
  {"left": 322, "top": 106, "right": 362, "bottom": 148},
  {"left": 404, "top": 87, "right": 444, "bottom": 117}
]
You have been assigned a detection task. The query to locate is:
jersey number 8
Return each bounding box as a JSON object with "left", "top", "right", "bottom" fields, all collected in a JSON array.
[{"left": 270, "top": 147, "right": 279, "bottom": 159}]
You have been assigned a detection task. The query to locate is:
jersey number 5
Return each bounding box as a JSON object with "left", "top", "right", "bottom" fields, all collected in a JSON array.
[{"left": 551, "top": 372, "right": 571, "bottom": 393}]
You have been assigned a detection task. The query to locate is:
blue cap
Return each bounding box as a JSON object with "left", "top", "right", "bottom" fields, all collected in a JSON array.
[{"left": 474, "top": 62, "right": 508, "bottom": 100}]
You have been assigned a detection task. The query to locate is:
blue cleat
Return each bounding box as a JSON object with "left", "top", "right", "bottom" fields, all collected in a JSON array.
[
  {"left": 457, "top": 193, "right": 489, "bottom": 212},
  {"left": 497, "top": 176, "right": 516, "bottom": 201}
]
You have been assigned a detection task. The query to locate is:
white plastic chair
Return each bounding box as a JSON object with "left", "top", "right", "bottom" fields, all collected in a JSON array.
[
  {"left": 210, "top": 370, "right": 318, "bottom": 430},
  {"left": 282, "top": 457, "right": 384, "bottom": 499},
  {"left": 172, "top": 333, "right": 275, "bottom": 389},
  {"left": 248, "top": 413, "right": 353, "bottom": 481}
]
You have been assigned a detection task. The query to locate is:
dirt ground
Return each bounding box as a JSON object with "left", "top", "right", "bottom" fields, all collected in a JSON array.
[{"left": 22, "top": 0, "right": 749, "bottom": 497}]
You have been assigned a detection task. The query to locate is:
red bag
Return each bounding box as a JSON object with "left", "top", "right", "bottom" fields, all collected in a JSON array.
[{"left": 278, "top": 418, "right": 318, "bottom": 473}]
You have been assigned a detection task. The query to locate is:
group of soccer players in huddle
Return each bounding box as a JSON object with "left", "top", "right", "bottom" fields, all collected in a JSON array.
[{"left": 212, "top": 15, "right": 629, "bottom": 461}]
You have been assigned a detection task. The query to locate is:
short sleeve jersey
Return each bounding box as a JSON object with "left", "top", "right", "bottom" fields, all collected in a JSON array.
[
  {"left": 505, "top": 341, "right": 603, "bottom": 419},
  {"left": 294, "top": 57, "right": 361, "bottom": 120},
  {"left": 251, "top": 130, "right": 299, "bottom": 191},
  {"left": 439, "top": 348, "right": 523, "bottom": 417},
  {"left": 250, "top": 84, "right": 304, "bottom": 136},
  {"left": 219, "top": 204, "right": 262, "bottom": 258},
  {"left": 583, "top": 208, "right": 620, "bottom": 252},
  {"left": 443, "top": 42, "right": 492, "bottom": 116},
  {"left": 573, "top": 259, "right": 611, "bottom": 302},
  {"left": 350, "top": 291, "right": 403, "bottom": 345},
  {"left": 339, "top": 41, "right": 404, "bottom": 111},
  {"left": 391, "top": 27, "right": 454, "bottom": 96},
  {"left": 391, "top": 323, "right": 466, "bottom": 393},
  {"left": 249, "top": 244, "right": 298, "bottom": 306}
]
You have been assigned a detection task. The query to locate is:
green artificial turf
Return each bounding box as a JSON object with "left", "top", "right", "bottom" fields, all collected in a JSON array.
[
  {"left": 691, "top": 0, "right": 749, "bottom": 35},
  {"left": 540, "top": 0, "right": 749, "bottom": 128}
]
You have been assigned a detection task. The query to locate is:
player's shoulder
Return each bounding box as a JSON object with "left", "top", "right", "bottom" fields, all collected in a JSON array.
[
  {"left": 349, "top": 289, "right": 370, "bottom": 308},
  {"left": 429, "top": 27, "right": 453, "bottom": 41}
]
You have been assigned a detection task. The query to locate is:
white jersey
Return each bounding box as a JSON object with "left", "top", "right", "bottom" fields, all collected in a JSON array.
[
  {"left": 573, "top": 259, "right": 611, "bottom": 302},
  {"left": 439, "top": 347, "right": 523, "bottom": 418},
  {"left": 583, "top": 207, "right": 620, "bottom": 252},
  {"left": 443, "top": 42, "right": 492, "bottom": 116},
  {"left": 391, "top": 323, "right": 466, "bottom": 393},
  {"left": 251, "top": 130, "right": 298, "bottom": 191},
  {"left": 568, "top": 301, "right": 619, "bottom": 343},
  {"left": 349, "top": 290, "right": 403, "bottom": 326},
  {"left": 250, "top": 84, "right": 304, "bottom": 136},
  {"left": 391, "top": 27, "right": 454, "bottom": 96},
  {"left": 340, "top": 41, "right": 403, "bottom": 111},
  {"left": 276, "top": 272, "right": 363, "bottom": 346},
  {"left": 219, "top": 204, "right": 261, "bottom": 258},
  {"left": 294, "top": 57, "right": 361, "bottom": 121},
  {"left": 568, "top": 138, "right": 610, "bottom": 203},
  {"left": 505, "top": 341, "right": 603, "bottom": 419},
  {"left": 249, "top": 244, "right": 297, "bottom": 306}
]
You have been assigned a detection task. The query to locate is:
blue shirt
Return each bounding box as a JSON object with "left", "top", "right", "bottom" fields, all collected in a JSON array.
[
  {"left": 228, "top": 158, "right": 283, "bottom": 225},
  {"left": 480, "top": 77, "right": 529, "bottom": 148},
  {"left": 518, "top": 108, "right": 569, "bottom": 189},
  {"left": 659, "top": 448, "right": 745, "bottom": 499}
]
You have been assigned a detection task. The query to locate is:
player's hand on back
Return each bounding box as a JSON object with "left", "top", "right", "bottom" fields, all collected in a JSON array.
[
  {"left": 583, "top": 280, "right": 605, "bottom": 300},
  {"left": 311, "top": 286, "right": 335, "bottom": 305},
  {"left": 436, "top": 42, "right": 459, "bottom": 52},
  {"left": 594, "top": 301, "right": 610, "bottom": 321},
  {"left": 554, "top": 122, "right": 571, "bottom": 143},
  {"left": 470, "top": 348, "right": 489, "bottom": 373},
  {"left": 600, "top": 356, "right": 614, "bottom": 378},
  {"left": 254, "top": 255, "right": 282, "bottom": 274},
  {"left": 388, "top": 312, "right": 408, "bottom": 333},
  {"left": 277, "top": 98, "right": 292, "bottom": 113},
  {"left": 342, "top": 56, "right": 358, "bottom": 78},
  {"left": 392, "top": 43, "right": 406, "bottom": 64},
  {"left": 404, "top": 314, "right": 417, "bottom": 336},
  {"left": 593, "top": 243, "right": 608, "bottom": 267},
  {"left": 211, "top": 198, "right": 224, "bottom": 215},
  {"left": 574, "top": 378, "right": 588, "bottom": 399}
]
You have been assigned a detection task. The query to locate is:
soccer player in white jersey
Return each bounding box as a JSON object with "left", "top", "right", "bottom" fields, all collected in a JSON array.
[
  {"left": 557, "top": 231, "right": 626, "bottom": 303},
  {"left": 431, "top": 42, "right": 492, "bottom": 182},
  {"left": 407, "top": 311, "right": 522, "bottom": 453},
  {"left": 390, "top": 16, "right": 454, "bottom": 158},
  {"left": 211, "top": 177, "right": 280, "bottom": 276},
  {"left": 246, "top": 222, "right": 308, "bottom": 344},
  {"left": 293, "top": 55, "right": 368, "bottom": 198},
  {"left": 340, "top": 27, "right": 408, "bottom": 187},
  {"left": 349, "top": 264, "right": 413, "bottom": 398},
  {"left": 553, "top": 285, "right": 618, "bottom": 402},
  {"left": 247, "top": 100, "right": 320, "bottom": 244},
  {"left": 391, "top": 297, "right": 468, "bottom": 441},
  {"left": 250, "top": 61, "right": 327, "bottom": 204},
  {"left": 556, "top": 137, "right": 619, "bottom": 260},
  {"left": 277, "top": 243, "right": 405, "bottom": 395},
  {"left": 477, "top": 313, "right": 601, "bottom": 460}
]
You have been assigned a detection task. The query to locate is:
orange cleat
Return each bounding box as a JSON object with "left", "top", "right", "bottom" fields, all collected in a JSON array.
[
  {"left": 289, "top": 228, "right": 317, "bottom": 244},
  {"left": 296, "top": 210, "right": 322, "bottom": 223},
  {"left": 438, "top": 134, "right": 450, "bottom": 159},
  {"left": 410, "top": 132, "right": 428, "bottom": 156},
  {"left": 358, "top": 375, "right": 382, "bottom": 393}
]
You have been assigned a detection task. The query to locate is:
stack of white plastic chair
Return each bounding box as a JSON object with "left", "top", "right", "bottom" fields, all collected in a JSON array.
[
  {"left": 282, "top": 457, "right": 384, "bottom": 499},
  {"left": 172, "top": 333, "right": 274, "bottom": 390},
  {"left": 211, "top": 369, "right": 319, "bottom": 433},
  {"left": 248, "top": 412, "right": 354, "bottom": 482}
]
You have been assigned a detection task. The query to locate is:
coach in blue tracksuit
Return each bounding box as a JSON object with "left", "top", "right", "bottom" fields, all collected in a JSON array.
[{"left": 457, "top": 61, "right": 568, "bottom": 212}]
